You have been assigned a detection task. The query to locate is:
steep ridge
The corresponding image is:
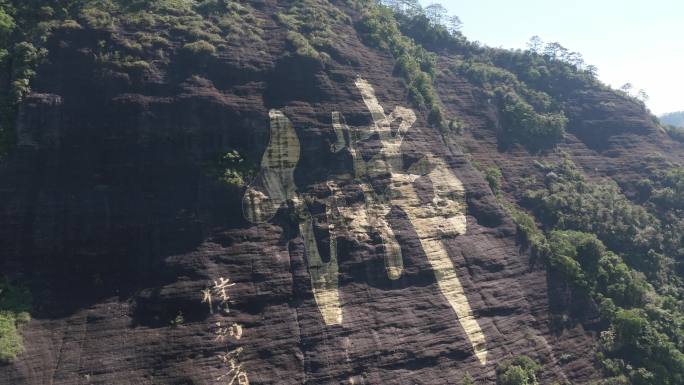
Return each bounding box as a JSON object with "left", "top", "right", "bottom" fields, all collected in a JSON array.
[{"left": 0, "top": 1, "right": 682, "bottom": 384}]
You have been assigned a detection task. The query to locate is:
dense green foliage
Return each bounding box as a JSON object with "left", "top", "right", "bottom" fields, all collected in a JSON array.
[
  {"left": 484, "top": 165, "right": 502, "bottom": 193},
  {"left": 208, "top": 150, "right": 254, "bottom": 188},
  {"left": 496, "top": 356, "right": 541, "bottom": 385},
  {"left": 636, "top": 166, "right": 684, "bottom": 276},
  {"left": 548, "top": 231, "right": 684, "bottom": 385},
  {"left": 0, "top": 0, "right": 266, "bottom": 157},
  {"left": 1, "top": 1, "right": 682, "bottom": 381},
  {"left": 524, "top": 158, "right": 676, "bottom": 280},
  {"left": 503, "top": 158, "right": 684, "bottom": 385},
  {"left": 355, "top": 1, "right": 447, "bottom": 129},
  {"left": 385, "top": 13, "right": 599, "bottom": 150},
  {"left": 0, "top": 0, "right": 59, "bottom": 156},
  {"left": 276, "top": 0, "right": 350, "bottom": 62},
  {"left": 488, "top": 43, "right": 599, "bottom": 99},
  {"left": 498, "top": 89, "right": 567, "bottom": 149},
  {"left": 0, "top": 279, "right": 31, "bottom": 362},
  {"left": 548, "top": 231, "right": 651, "bottom": 307},
  {"left": 651, "top": 167, "right": 684, "bottom": 211},
  {"left": 450, "top": 57, "right": 568, "bottom": 149},
  {"left": 503, "top": 202, "right": 550, "bottom": 263}
]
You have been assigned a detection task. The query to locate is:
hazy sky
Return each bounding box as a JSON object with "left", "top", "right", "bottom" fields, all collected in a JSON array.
[{"left": 422, "top": 0, "right": 683, "bottom": 115}]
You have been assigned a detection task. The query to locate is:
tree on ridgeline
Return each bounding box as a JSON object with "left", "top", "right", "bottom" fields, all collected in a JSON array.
[
  {"left": 543, "top": 42, "right": 568, "bottom": 61},
  {"left": 381, "top": 0, "right": 423, "bottom": 16},
  {"left": 566, "top": 51, "right": 584, "bottom": 69},
  {"left": 425, "top": 3, "right": 447, "bottom": 26},
  {"left": 637, "top": 89, "right": 649, "bottom": 102},
  {"left": 584, "top": 64, "right": 598, "bottom": 77},
  {"left": 398, "top": 0, "right": 422, "bottom": 16},
  {"left": 620, "top": 83, "right": 633, "bottom": 93},
  {"left": 446, "top": 15, "right": 462, "bottom": 35},
  {"left": 526, "top": 35, "right": 543, "bottom": 53}
]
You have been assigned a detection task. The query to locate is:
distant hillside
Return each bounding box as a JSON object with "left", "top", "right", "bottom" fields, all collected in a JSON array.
[{"left": 661, "top": 111, "right": 684, "bottom": 127}]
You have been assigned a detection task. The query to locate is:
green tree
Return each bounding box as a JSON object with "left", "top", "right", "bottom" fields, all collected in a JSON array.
[
  {"left": 497, "top": 356, "right": 540, "bottom": 385},
  {"left": 526, "top": 35, "right": 543, "bottom": 53},
  {"left": 424, "top": 3, "right": 446, "bottom": 26},
  {"left": 0, "top": 7, "right": 15, "bottom": 58},
  {"left": 0, "top": 279, "right": 31, "bottom": 362},
  {"left": 446, "top": 15, "right": 462, "bottom": 35},
  {"left": 485, "top": 166, "right": 503, "bottom": 193}
]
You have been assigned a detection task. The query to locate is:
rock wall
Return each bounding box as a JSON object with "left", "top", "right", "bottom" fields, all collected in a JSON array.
[{"left": 2, "top": 1, "right": 681, "bottom": 384}]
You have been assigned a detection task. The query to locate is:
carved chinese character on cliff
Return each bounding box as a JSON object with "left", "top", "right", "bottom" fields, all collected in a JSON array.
[
  {"left": 214, "top": 322, "right": 243, "bottom": 342},
  {"left": 242, "top": 78, "right": 488, "bottom": 364},
  {"left": 217, "top": 347, "right": 249, "bottom": 385},
  {"left": 201, "top": 277, "right": 236, "bottom": 315}
]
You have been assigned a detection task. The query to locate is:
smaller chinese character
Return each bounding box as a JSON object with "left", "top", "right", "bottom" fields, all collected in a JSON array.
[
  {"left": 236, "top": 371, "right": 249, "bottom": 385},
  {"left": 213, "top": 277, "right": 236, "bottom": 302},
  {"left": 218, "top": 347, "right": 243, "bottom": 361},
  {"left": 201, "top": 288, "right": 213, "bottom": 314},
  {"left": 215, "top": 322, "right": 244, "bottom": 342},
  {"left": 229, "top": 323, "right": 243, "bottom": 340}
]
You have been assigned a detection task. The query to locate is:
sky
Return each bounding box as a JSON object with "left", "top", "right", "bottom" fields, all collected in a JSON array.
[{"left": 421, "top": 0, "right": 684, "bottom": 115}]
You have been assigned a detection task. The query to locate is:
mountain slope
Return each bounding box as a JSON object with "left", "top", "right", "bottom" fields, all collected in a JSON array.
[{"left": 0, "top": 1, "right": 682, "bottom": 384}]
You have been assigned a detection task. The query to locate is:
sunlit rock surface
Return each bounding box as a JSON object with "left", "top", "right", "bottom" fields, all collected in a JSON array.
[{"left": 1, "top": 1, "right": 682, "bottom": 384}]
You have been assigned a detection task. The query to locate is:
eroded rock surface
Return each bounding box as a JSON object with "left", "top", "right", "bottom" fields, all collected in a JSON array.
[{"left": 1, "top": 1, "right": 681, "bottom": 385}]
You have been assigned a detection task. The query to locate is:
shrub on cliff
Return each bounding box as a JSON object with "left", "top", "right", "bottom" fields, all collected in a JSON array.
[
  {"left": 524, "top": 158, "right": 666, "bottom": 277},
  {"left": 285, "top": 30, "right": 329, "bottom": 62},
  {"left": 450, "top": 59, "right": 566, "bottom": 150},
  {"left": 543, "top": 230, "right": 684, "bottom": 384},
  {"left": 651, "top": 167, "right": 684, "bottom": 211},
  {"left": 513, "top": 158, "right": 684, "bottom": 384},
  {"left": 0, "top": 7, "right": 13, "bottom": 59},
  {"left": 496, "top": 356, "right": 540, "bottom": 385},
  {"left": 182, "top": 40, "right": 216, "bottom": 55},
  {"left": 356, "top": 3, "right": 447, "bottom": 129},
  {"left": 207, "top": 150, "right": 254, "bottom": 189},
  {"left": 0, "top": 279, "right": 31, "bottom": 363},
  {"left": 276, "top": 0, "right": 348, "bottom": 63},
  {"left": 484, "top": 166, "right": 503, "bottom": 193},
  {"left": 498, "top": 89, "right": 567, "bottom": 150},
  {"left": 503, "top": 203, "right": 550, "bottom": 262},
  {"left": 547, "top": 231, "right": 651, "bottom": 307},
  {"left": 0, "top": 312, "right": 23, "bottom": 362}
]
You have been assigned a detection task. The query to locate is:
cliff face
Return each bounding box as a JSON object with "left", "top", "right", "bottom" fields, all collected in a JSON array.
[{"left": 0, "top": 1, "right": 682, "bottom": 384}]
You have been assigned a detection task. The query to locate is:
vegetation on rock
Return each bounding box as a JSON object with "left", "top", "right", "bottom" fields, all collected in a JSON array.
[
  {"left": 484, "top": 165, "right": 503, "bottom": 194},
  {"left": 276, "top": 0, "right": 349, "bottom": 63},
  {"left": 0, "top": 279, "right": 31, "bottom": 363},
  {"left": 208, "top": 150, "right": 254, "bottom": 189},
  {"left": 504, "top": 157, "right": 684, "bottom": 385},
  {"left": 0, "top": 1, "right": 682, "bottom": 383},
  {"left": 355, "top": 0, "right": 447, "bottom": 129},
  {"left": 496, "top": 355, "right": 541, "bottom": 385},
  {"left": 0, "top": 0, "right": 268, "bottom": 158}
]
